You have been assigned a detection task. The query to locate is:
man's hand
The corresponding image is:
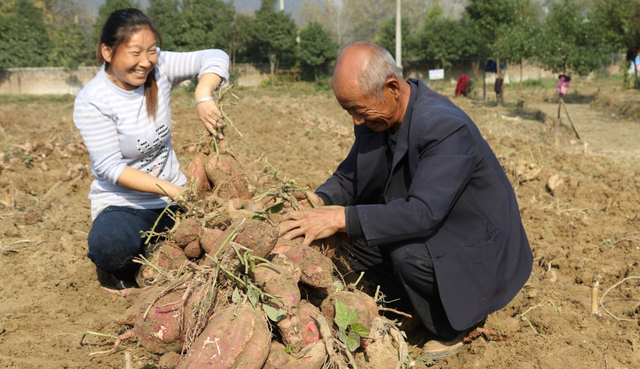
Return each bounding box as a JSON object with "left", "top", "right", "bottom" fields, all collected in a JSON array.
[{"left": 279, "top": 206, "right": 345, "bottom": 246}]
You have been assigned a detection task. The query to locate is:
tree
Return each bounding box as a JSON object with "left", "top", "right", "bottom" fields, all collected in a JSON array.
[
  {"left": 416, "top": 5, "right": 482, "bottom": 69},
  {"left": 0, "top": 0, "right": 54, "bottom": 67},
  {"left": 535, "top": 0, "right": 609, "bottom": 77},
  {"left": 296, "top": 0, "right": 353, "bottom": 47},
  {"left": 375, "top": 16, "right": 418, "bottom": 62},
  {"left": 228, "top": 13, "right": 257, "bottom": 68},
  {"left": 465, "top": 0, "right": 522, "bottom": 78},
  {"left": 298, "top": 21, "right": 338, "bottom": 81},
  {"left": 591, "top": 0, "right": 640, "bottom": 50},
  {"left": 173, "top": 0, "right": 235, "bottom": 52},
  {"left": 493, "top": 0, "right": 540, "bottom": 92},
  {"left": 252, "top": 0, "right": 297, "bottom": 86},
  {"left": 91, "top": 0, "right": 141, "bottom": 43},
  {"left": 50, "top": 19, "right": 93, "bottom": 69},
  {"left": 146, "top": 0, "right": 181, "bottom": 50}
]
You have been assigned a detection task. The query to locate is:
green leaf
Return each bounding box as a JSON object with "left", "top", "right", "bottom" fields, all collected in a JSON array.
[
  {"left": 334, "top": 300, "right": 358, "bottom": 332},
  {"left": 267, "top": 202, "right": 284, "bottom": 213},
  {"left": 247, "top": 287, "right": 260, "bottom": 307},
  {"left": 350, "top": 323, "right": 369, "bottom": 336},
  {"left": 231, "top": 288, "right": 241, "bottom": 304},
  {"left": 338, "top": 330, "right": 347, "bottom": 345},
  {"left": 263, "top": 304, "right": 287, "bottom": 322},
  {"left": 252, "top": 215, "right": 267, "bottom": 221},
  {"left": 345, "top": 330, "right": 361, "bottom": 352}
]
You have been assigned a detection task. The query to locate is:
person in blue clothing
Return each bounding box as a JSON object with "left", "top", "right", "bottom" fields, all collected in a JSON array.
[
  {"left": 73, "top": 8, "right": 229, "bottom": 289},
  {"left": 280, "top": 42, "right": 532, "bottom": 360}
]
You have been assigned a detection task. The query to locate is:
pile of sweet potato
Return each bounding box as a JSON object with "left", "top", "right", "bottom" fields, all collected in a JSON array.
[{"left": 107, "top": 128, "right": 409, "bottom": 368}]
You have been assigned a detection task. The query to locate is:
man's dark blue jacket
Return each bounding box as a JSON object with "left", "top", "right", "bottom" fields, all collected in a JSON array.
[{"left": 316, "top": 78, "right": 533, "bottom": 330}]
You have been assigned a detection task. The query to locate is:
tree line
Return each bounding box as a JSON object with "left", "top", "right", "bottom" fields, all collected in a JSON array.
[{"left": 1, "top": 0, "right": 639, "bottom": 82}]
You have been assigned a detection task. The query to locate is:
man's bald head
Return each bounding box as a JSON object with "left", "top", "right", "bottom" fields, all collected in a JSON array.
[{"left": 333, "top": 42, "right": 403, "bottom": 101}]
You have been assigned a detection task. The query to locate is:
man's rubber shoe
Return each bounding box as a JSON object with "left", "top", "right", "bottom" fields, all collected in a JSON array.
[{"left": 421, "top": 332, "right": 466, "bottom": 360}]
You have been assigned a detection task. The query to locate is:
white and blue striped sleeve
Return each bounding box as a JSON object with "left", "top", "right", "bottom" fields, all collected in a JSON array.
[
  {"left": 159, "top": 48, "right": 230, "bottom": 87},
  {"left": 73, "top": 95, "right": 127, "bottom": 185}
]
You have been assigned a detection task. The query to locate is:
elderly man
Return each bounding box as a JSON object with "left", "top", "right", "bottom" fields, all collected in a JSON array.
[{"left": 279, "top": 42, "right": 532, "bottom": 359}]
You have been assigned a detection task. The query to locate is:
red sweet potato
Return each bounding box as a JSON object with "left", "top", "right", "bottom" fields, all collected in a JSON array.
[
  {"left": 177, "top": 302, "right": 271, "bottom": 369},
  {"left": 184, "top": 240, "right": 203, "bottom": 259},
  {"left": 252, "top": 254, "right": 301, "bottom": 310},
  {"left": 173, "top": 218, "right": 203, "bottom": 248},
  {"left": 137, "top": 242, "right": 188, "bottom": 286},
  {"left": 355, "top": 317, "right": 403, "bottom": 369},
  {"left": 320, "top": 289, "right": 378, "bottom": 330},
  {"left": 200, "top": 228, "right": 224, "bottom": 254},
  {"left": 134, "top": 283, "right": 209, "bottom": 354},
  {"left": 201, "top": 220, "right": 278, "bottom": 268},
  {"left": 159, "top": 351, "right": 181, "bottom": 369},
  {"left": 186, "top": 154, "right": 211, "bottom": 199},
  {"left": 204, "top": 153, "right": 250, "bottom": 199},
  {"left": 233, "top": 219, "right": 278, "bottom": 259},
  {"left": 273, "top": 239, "right": 334, "bottom": 289},
  {"left": 263, "top": 341, "right": 326, "bottom": 369}
]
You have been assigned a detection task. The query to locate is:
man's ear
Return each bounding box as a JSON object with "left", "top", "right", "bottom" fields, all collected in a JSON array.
[
  {"left": 101, "top": 44, "right": 113, "bottom": 63},
  {"left": 385, "top": 77, "right": 401, "bottom": 99}
]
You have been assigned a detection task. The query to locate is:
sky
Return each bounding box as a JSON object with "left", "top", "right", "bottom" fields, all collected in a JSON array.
[{"left": 84, "top": 0, "right": 303, "bottom": 17}]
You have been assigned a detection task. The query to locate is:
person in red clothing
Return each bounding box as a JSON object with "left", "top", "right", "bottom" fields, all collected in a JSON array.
[{"left": 455, "top": 74, "right": 470, "bottom": 97}]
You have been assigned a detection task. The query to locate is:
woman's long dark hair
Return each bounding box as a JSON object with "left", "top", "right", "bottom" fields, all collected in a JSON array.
[{"left": 96, "top": 8, "right": 163, "bottom": 120}]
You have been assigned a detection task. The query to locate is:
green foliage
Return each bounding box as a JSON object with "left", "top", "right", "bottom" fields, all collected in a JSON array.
[
  {"left": 334, "top": 300, "right": 369, "bottom": 352},
  {"left": 493, "top": 0, "right": 540, "bottom": 65},
  {"left": 298, "top": 22, "right": 338, "bottom": 81},
  {"left": 147, "top": 0, "right": 181, "bottom": 50},
  {"left": 465, "top": 0, "right": 521, "bottom": 45},
  {"left": 251, "top": 0, "right": 298, "bottom": 63},
  {"left": 172, "top": 0, "right": 236, "bottom": 51},
  {"left": 417, "top": 7, "right": 484, "bottom": 68},
  {"left": 590, "top": 0, "right": 640, "bottom": 51},
  {"left": 535, "top": 0, "right": 610, "bottom": 76},
  {"left": 375, "top": 16, "right": 418, "bottom": 61},
  {"left": 0, "top": 0, "right": 54, "bottom": 68},
  {"left": 50, "top": 20, "right": 93, "bottom": 69},
  {"left": 91, "top": 0, "right": 141, "bottom": 43},
  {"left": 228, "top": 13, "right": 257, "bottom": 65}
]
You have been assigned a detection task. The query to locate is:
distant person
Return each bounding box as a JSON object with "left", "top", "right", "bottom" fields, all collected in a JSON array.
[
  {"left": 455, "top": 74, "right": 470, "bottom": 97},
  {"left": 73, "top": 8, "right": 229, "bottom": 289},
  {"left": 280, "top": 42, "right": 532, "bottom": 360}
]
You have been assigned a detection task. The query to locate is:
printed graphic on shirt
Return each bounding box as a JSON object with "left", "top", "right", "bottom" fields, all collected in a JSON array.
[{"left": 136, "top": 124, "right": 171, "bottom": 177}]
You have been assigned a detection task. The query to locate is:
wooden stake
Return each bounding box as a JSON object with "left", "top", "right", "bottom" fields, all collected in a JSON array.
[
  {"left": 561, "top": 97, "right": 581, "bottom": 140},
  {"left": 591, "top": 278, "right": 599, "bottom": 315}
]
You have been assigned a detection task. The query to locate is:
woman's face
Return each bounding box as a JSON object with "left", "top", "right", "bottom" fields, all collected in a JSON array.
[{"left": 102, "top": 27, "right": 158, "bottom": 91}]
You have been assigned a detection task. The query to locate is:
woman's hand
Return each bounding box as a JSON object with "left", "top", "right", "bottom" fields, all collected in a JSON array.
[
  {"left": 195, "top": 100, "right": 224, "bottom": 139},
  {"left": 194, "top": 73, "right": 225, "bottom": 139}
]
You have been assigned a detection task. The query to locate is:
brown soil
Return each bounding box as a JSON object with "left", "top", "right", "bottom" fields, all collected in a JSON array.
[{"left": 1, "top": 80, "right": 639, "bottom": 368}]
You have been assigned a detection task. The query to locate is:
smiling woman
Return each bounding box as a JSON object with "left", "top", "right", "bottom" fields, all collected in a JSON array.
[{"left": 72, "top": 8, "right": 230, "bottom": 289}]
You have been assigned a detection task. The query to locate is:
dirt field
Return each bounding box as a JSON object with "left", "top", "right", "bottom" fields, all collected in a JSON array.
[{"left": 1, "top": 77, "right": 640, "bottom": 369}]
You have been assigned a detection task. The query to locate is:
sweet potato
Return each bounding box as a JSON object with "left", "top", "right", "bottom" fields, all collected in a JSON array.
[
  {"left": 159, "top": 351, "right": 181, "bottom": 369},
  {"left": 233, "top": 219, "right": 278, "bottom": 259},
  {"left": 186, "top": 154, "right": 211, "bottom": 199},
  {"left": 137, "top": 242, "right": 188, "bottom": 286},
  {"left": 355, "top": 317, "right": 404, "bottom": 369},
  {"left": 173, "top": 218, "right": 203, "bottom": 248},
  {"left": 133, "top": 283, "right": 209, "bottom": 354},
  {"left": 201, "top": 219, "right": 278, "bottom": 268},
  {"left": 252, "top": 254, "right": 301, "bottom": 309},
  {"left": 184, "top": 240, "right": 203, "bottom": 259},
  {"left": 320, "top": 289, "right": 378, "bottom": 330},
  {"left": 263, "top": 341, "right": 326, "bottom": 369},
  {"left": 204, "top": 153, "right": 250, "bottom": 199},
  {"left": 177, "top": 302, "right": 271, "bottom": 369},
  {"left": 200, "top": 228, "right": 224, "bottom": 254},
  {"left": 273, "top": 239, "right": 334, "bottom": 288}
]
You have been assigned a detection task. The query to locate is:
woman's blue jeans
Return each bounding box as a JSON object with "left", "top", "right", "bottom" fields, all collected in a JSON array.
[{"left": 87, "top": 206, "right": 176, "bottom": 281}]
